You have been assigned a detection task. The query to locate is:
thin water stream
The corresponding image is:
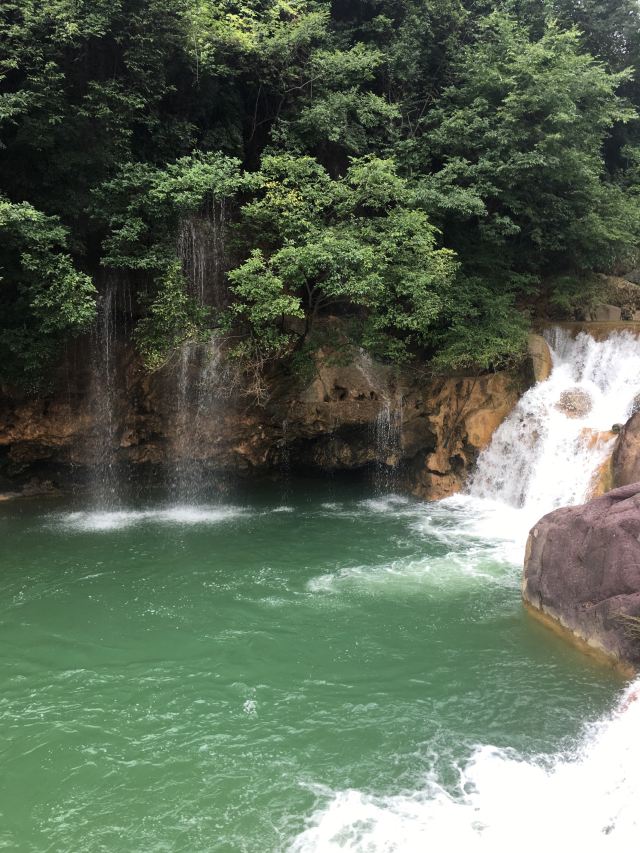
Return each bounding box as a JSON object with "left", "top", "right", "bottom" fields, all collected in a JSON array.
[{"left": 2, "top": 329, "right": 640, "bottom": 850}]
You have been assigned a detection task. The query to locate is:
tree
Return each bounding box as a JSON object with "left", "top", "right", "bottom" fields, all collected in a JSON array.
[
  {"left": 409, "top": 12, "right": 640, "bottom": 365},
  {"left": 227, "top": 154, "right": 458, "bottom": 362},
  {"left": 0, "top": 197, "right": 96, "bottom": 385}
]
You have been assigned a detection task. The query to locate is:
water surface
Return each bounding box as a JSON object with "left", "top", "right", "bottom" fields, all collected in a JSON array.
[{"left": 0, "top": 481, "right": 625, "bottom": 851}]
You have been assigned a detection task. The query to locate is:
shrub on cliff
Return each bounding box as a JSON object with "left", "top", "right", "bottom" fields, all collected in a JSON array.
[{"left": 0, "top": 197, "right": 96, "bottom": 387}]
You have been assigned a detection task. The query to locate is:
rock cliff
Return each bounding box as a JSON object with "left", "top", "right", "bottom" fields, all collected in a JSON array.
[{"left": 0, "top": 333, "right": 524, "bottom": 499}]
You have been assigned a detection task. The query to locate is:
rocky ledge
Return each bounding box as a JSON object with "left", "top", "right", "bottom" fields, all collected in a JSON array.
[
  {"left": 523, "top": 483, "right": 640, "bottom": 670},
  {"left": 0, "top": 325, "right": 527, "bottom": 499}
]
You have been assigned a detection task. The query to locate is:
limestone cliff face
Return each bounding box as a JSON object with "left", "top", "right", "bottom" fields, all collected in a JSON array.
[{"left": 0, "top": 337, "right": 524, "bottom": 499}]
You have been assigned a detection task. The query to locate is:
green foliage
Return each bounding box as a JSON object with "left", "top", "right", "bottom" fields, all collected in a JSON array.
[
  {"left": 229, "top": 154, "right": 457, "bottom": 362},
  {"left": 134, "top": 262, "right": 210, "bottom": 371},
  {"left": 95, "top": 152, "right": 243, "bottom": 272},
  {"left": 0, "top": 197, "right": 96, "bottom": 385},
  {"left": 0, "top": 0, "right": 197, "bottom": 233},
  {"left": 94, "top": 152, "right": 242, "bottom": 367},
  {"left": 548, "top": 274, "right": 603, "bottom": 317},
  {"left": 224, "top": 249, "right": 304, "bottom": 359},
  {"left": 431, "top": 280, "right": 530, "bottom": 372},
  {"left": 1, "top": 0, "right": 640, "bottom": 386},
  {"left": 418, "top": 14, "right": 640, "bottom": 279}
]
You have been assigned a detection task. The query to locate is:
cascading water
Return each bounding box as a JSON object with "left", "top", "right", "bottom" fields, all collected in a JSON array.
[
  {"left": 371, "top": 395, "right": 403, "bottom": 492},
  {"left": 290, "top": 327, "right": 640, "bottom": 852},
  {"left": 88, "top": 280, "right": 119, "bottom": 507},
  {"left": 169, "top": 205, "right": 231, "bottom": 502},
  {"left": 469, "top": 328, "right": 640, "bottom": 529},
  {"left": 6, "top": 327, "right": 640, "bottom": 851},
  {"left": 177, "top": 204, "right": 228, "bottom": 309},
  {"left": 87, "top": 276, "right": 136, "bottom": 507},
  {"left": 171, "top": 335, "right": 226, "bottom": 502},
  {"left": 292, "top": 680, "right": 640, "bottom": 852}
]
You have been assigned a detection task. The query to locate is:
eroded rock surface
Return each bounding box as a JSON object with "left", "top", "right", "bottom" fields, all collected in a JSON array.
[
  {"left": 0, "top": 334, "right": 524, "bottom": 499},
  {"left": 527, "top": 334, "right": 553, "bottom": 383},
  {"left": 523, "top": 483, "right": 640, "bottom": 667}
]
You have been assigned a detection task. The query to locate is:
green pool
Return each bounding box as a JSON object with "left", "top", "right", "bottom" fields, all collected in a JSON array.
[{"left": 0, "top": 481, "right": 626, "bottom": 851}]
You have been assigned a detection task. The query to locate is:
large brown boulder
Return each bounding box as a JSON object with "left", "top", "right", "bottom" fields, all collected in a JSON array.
[
  {"left": 612, "top": 412, "right": 640, "bottom": 487},
  {"left": 523, "top": 483, "right": 640, "bottom": 668}
]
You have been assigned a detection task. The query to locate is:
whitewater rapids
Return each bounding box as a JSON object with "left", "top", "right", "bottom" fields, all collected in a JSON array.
[
  {"left": 292, "top": 328, "right": 640, "bottom": 852},
  {"left": 291, "top": 679, "right": 640, "bottom": 852}
]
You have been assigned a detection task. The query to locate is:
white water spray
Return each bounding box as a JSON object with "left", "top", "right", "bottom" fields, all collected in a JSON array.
[
  {"left": 291, "top": 679, "right": 640, "bottom": 852},
  {"left": 177, "top": 205, "right": 228, "bottom": 308},
  {"left": 293, "top": 327, "right": 640, "bottom": 852},
  {"left": 371, "top": 396, "right": 403, "bottom": 492},
  {"left": 88, "top": 280, "right": 120, "bottom": 507},
  {"left": 171, "top": 335, "right": 228, "bottom": 501},
  {"left": 470, "top": 328, "right": 640, "bottom": 528}
]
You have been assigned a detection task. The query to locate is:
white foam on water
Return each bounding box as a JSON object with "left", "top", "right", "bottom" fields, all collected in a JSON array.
[
  {"left": 307, "top": 551, "right": 511, "bottom": 594},
  {"left": 357, "top": 495, "right": 415, "bottom": 514},
  {"left": 53, "top": 505, "right": 247, "bottom": 532},
  {"left": 298, "top": 329, "right": 640, "bottom": 849},
  {"left": 291, "top": 680, "right": 640, "bottom": 853},
  {"left": 412, "top": 494, "right": 528, "bottom": 563},
  {"left": 307, "top": 494, "right": 524, "bottom": 594}
]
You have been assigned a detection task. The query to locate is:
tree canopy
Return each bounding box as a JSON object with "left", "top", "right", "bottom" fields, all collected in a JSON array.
[{"left": 1, "top": 0, "right": 639, "bottom": 384}]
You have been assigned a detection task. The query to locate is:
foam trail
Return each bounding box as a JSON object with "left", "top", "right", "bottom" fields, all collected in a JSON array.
[
  {"left": 291, "top": 680, "right": 640, "bottom": 852},
  {"left": 53, "top": 505, "right": 246, "bottom": 532}
]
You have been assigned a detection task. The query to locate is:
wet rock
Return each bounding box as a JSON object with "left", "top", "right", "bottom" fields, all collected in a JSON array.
[
  {"left": 589, "top": 454, "right": 614, "bottom": 499},
  {"left": 612, "top": 412, "right": 640, "bottom": 487},
  {"left": 527, "top": 334, "right": 553, "bottom": 383},
  {"left": 408, "top": 372, "right": 521, "bottom": 501},
  {"left": 579, "top": 429, "right": 617, "bottom": 499},
  {"left": 0, "top": 322, "right": 524, "bottom": 500},
  {"left": 599, "top": 275, "right": 640, "bottom": 318},
  {"left": 555, "top": 388, "right": 593, "bottom": 418},
  {"left": 0, "top": 477, "right": 61, "bottom": 501},
  {"left": 523, "top": 483, "right": 640, "bottom": 668}
]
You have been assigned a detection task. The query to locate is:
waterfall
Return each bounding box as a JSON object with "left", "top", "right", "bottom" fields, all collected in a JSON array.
[
  {"left": 371, "top": 395, "right": 403, "bottom": 493},
  {"left": 88, "top": 281, "right": 119, "bottom": 506},
  {"left": 292, "top": 679, "right": 640, "bottom": 852},
  {"left": 169, "top": 202, "right": 232, "bottom": 502},
  {"left": 177, "top": 203, "right": 228, "bottom": 308},
  {"left": 291, "top": 329, "right": 640, "bottom": 853},
  {"left": 171, "top": 336, "right": 226, "bottom": 502},
  {"left": 86, "top": 277, "right": 136, "bottom": 507},
  {"left": 469, "top": 328, "right": 640, "bottom": 522}
]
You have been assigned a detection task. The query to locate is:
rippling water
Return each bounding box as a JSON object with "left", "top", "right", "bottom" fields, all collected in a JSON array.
[{"left": 0, "top": 481, "right": 630, "bottom": 851}]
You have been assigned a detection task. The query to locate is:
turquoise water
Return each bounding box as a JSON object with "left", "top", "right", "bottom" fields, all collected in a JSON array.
[{"left": 0, "top": 481, "right": 624, "bottom": 851}]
